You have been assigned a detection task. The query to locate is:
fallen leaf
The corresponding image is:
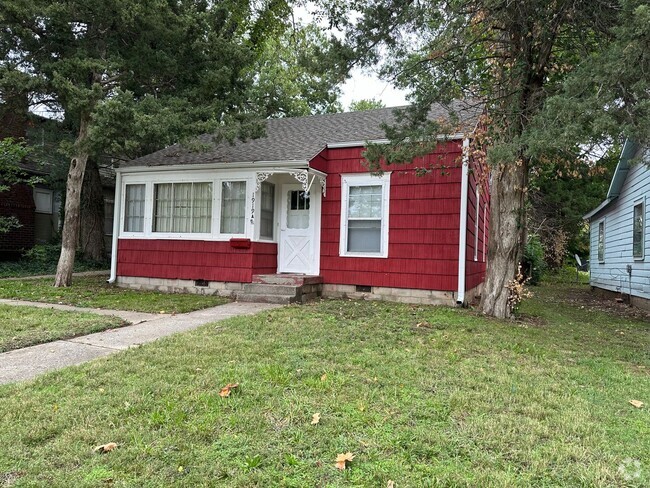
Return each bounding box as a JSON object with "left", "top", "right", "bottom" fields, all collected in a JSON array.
[
  {"left": 93, "top": 442, "right": 118, "bottom": 454},
  {"left": 335, "top": 452, "right": 355, "bottom": 470},
  {"left": 387, "top": 481, "right": 395, "bottom": 488},
  {"left": 219, "top": 383, "right": 239, "bottom": 397},
  {"left": 311, "top": 413, "right": 321, "bottom": 425},
  {"left": 629, "top": 400, "right": 644, "bottom": 408},
  {"left": 321, "top": 373, "right": 328, "bottom": 382}
]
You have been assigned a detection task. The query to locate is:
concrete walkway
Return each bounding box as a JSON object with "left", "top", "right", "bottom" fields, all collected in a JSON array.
[{"left": 0, "top": 300, "right": 281, "bottom": 385}]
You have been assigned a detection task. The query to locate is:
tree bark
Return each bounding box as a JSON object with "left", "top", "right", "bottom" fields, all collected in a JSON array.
[
  {"left": 54, "top": 115, "right": 91, "bottom": 287},
  {"left": 479, "top": 160, "right": 527, "bottom": 318},
  {"left": 79, "top": 158, "right": 106, "bottom": 262}
]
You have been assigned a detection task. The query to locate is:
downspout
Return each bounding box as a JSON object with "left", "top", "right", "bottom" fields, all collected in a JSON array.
[
  {"left": 108, "top": 170, "right": 122, "bottom": 284},
  {"left": 457, "top": 138, "right": 470, "bottom": 305}
]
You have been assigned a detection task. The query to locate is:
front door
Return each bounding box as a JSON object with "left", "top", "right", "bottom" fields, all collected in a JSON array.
[{"left": 278, "top": 184, "right": 319, "bottom": 274}]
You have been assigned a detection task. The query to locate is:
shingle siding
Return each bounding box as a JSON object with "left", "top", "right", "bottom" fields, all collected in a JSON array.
[{"left": 589, "top": 147, "right": 650, "bottom": 299}]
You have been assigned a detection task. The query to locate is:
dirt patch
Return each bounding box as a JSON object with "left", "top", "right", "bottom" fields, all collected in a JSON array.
[
  {"left": 550, "top": 286, "right": 650, "bottom": 322},
  {"left": 513, "top": 313, "right": 548, "bottom": 328}
]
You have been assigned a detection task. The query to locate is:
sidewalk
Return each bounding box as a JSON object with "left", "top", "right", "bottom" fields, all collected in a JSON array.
[{"left": 0, "top": 300, "right": 281, "bottom": 385}]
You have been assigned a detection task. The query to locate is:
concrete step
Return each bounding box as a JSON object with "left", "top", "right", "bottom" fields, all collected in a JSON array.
[
  {"left": 242, "top": 283, "right": 299, "bottom": 296},
  {"left": 252, "top": 274, "right": 323, "bottom": 286},
  {"left": 234, "top": 292, "right": 298, "bottom": 304}
]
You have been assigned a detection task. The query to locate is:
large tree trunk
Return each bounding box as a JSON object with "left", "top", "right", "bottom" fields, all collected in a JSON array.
[
  {"left": 79, "top": 158, "right": 106, "bottom": 262},
  {"left": 54, "top": 115, "right": 91, "bottom": 287},
  {"left": 479, "top": 161, "right": 527, "bottom": 318}
]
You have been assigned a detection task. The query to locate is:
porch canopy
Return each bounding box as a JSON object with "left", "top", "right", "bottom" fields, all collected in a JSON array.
[{"left": 251, "top": 167, "right": 326, "bottom": 224}]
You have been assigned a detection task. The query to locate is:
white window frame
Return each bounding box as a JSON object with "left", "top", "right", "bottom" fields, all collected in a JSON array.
[
  {"left": 123, "top": 184, "right": 146, "bottom": 234},
  {"left": 474, "top": 186, "right": 479, "bottom": 261},
  {"left": 217, "top": 179, "right": 249, "bottom": 238},
  {"left": 118, "top": 170, "right": 254, "bottom": 240},
  {"left": 598, "top": 220, "right": 605, "bottom": 263},
  {"left": 339, "top": 172, "right": 391, "bottom": 258},
  {"left": 633, "top": 198, "right": 645, "bottom": 260},
  {"left": 482, "top": 198, "right": 487, "bottom": 262},
  {"left": 33, "top": 188, "right": 53, "bottom": 214},
  {"left": 258, "top": 181, "right": 276, "bottom": 241}
]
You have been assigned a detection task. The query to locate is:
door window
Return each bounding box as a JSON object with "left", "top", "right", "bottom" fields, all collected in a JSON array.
[{"left": 286, "top": 190, "right": 310, "bottom": 229}]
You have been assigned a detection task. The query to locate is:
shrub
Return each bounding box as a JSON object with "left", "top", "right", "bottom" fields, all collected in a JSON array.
[{"left": 522, "top": 234, "right": 547, "bottom": 285}]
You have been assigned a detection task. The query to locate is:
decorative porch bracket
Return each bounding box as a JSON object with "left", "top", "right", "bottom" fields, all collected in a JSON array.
[{"left": 251, "top": 169, "right": 326, "bottom": 224}]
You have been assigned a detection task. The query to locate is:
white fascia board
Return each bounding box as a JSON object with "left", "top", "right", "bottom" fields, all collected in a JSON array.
[
  {"left": 114, "top": 159, "right": 309, "bottom": 174},
  {"left": 326, "top": 133, "right": 466, "bottom": 150}
]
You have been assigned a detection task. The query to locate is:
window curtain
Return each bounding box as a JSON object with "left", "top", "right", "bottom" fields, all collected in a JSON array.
[
  {"left": 221, "top": 181, "right": 246, "bottom": 234},
  {"left": 260, "top": 182, "right": 275, "bottom": 239},
  {"left": 154, "top": 183, "right": 173, "bottom": 232},
  {"left": 124, "top": 184, "right": 145, "bottom": 232},
  {"left": 347, "top": 185, "right": 382, "bottom": 252},
  {"left": 192, "top": 183, "right": 212, "bottom": 233}
]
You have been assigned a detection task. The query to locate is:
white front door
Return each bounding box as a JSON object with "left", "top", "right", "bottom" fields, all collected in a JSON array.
[{"left": 278, "top": 184, "right": 319, "bottom": 274}]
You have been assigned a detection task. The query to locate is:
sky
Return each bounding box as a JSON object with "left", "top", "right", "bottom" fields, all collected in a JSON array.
[
  {"left": 339, "top": 68, "right": 409, "bottom": 109},
  {"left": 292, "top": 4, "right": 409, "bottom": 110}
]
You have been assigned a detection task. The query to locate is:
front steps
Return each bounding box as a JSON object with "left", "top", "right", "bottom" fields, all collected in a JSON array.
[{"left": 234, "top": 274, "right": 323, "bottom": 304}]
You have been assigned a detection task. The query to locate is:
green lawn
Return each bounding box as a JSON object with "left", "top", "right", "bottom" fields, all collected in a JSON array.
[
  {"left": 0, "top": 304, "right": 126, "bottom": 353},
  {"left": 0, "top": 284, "right": 648, "bottom": 487},
  {"left": 0, "top": 275, "right": 230, "bottom": 313}
]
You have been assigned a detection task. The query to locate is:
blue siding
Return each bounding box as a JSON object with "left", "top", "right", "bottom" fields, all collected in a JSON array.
[{"left": 589, "top": 147, "right": 650, "bottom": 299}]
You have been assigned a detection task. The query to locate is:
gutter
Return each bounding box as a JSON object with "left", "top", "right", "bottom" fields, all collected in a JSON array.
[
  {"left": 107, "top": 170, "right": 122, "bottom": 284},
  {"left": 115, "top": 159, "right": 310, "bottom": 174},
  {"left": 457, "top": 137, "right": 470, "bottom": 305}
]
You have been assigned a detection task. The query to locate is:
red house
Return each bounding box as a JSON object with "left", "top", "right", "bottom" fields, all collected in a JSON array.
[{"left": 109, "top": 102, "right": 489, "bottom": 305}]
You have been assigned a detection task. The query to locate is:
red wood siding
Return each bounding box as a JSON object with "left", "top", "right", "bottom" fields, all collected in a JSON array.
[
  {"left": 117, "top": 239, "right": 277, "bottom": 282},
  {"left": 465, "top": 156, "right": 490, "bottom": 291},
  {"left": 317, "top": 142, "right": 464, "bottom": 291}
]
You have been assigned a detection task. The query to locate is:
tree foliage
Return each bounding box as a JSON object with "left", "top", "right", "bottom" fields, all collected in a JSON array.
[
  {"left": 0, "top": 138, "right": 31, "bottom": 234},
  {"left": 0, "top": 0, "right": 343, "bottom": 284},
  {"left": 349, "top": 98, "right": 385, "bottom": 112},
  {"left": 318, "top": 0, "right": 650, "bottom": 317}
]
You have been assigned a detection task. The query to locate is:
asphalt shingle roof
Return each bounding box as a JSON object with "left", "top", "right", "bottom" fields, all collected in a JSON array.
[{"left": 119, "top": 100, "right": 482, "bottom": 168}]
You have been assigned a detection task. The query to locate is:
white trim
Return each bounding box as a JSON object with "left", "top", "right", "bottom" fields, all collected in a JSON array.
[
  {"left": 597, "top": 219, "right": 606, "bottom": 263},
  {"left": 474, "top": 185, "right": 479, "bottom": 262},
  {"left": 326, "top": 133, "right": 465, "bottom": 149},
  {"left": 339, "top": 172, "right": 391, "bottom": 258},
  {"left": 115, "top": 160, "right": 309, "bottom": 174},
  {"left": 33, "top": 188, "right": 53, "bottom": 214},
  {"left": 108, "top": 171, "right": 123, "bottom": 284},
  {"left": 457, "top": 138, "right": 470, "bottom": 304},
  {"left": 633, "top": 197, "right": 645, "bottom": 260},
  {"left": 118, "top": 169, "right": 256, "bottom": 241}
]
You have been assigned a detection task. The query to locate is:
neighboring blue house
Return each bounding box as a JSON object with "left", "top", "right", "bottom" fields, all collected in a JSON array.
[{"left": 584, "top": 140, "right": 649, "bottom": 310}]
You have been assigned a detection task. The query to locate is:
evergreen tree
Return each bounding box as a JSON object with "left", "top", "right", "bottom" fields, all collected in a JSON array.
[{"left": 319, "top": 0, "right": 650, "bottom": 317}]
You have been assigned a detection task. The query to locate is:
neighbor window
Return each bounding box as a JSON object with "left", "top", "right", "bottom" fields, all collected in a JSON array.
[
  {"left": 33, "top": 188, "right": 53, "bottom": 214},
  {"left": 633, "top": 201, "right": 644, "bottom": 259},
  {"left": 124, "top": 184, "right": 145, "bottom": 232},
  {"left": 260, "top": 182, "right": 275, "bottom": 239},
  {"left": 153, "top": 182, "right": 212, "bottom": 233},
  {"left": 598, "top": 221, "right": 605, "bottom": 262},
  {"left": 220, "top": 181, "right": 247, "bottom": 234},
  {"left": 340, "top": 173, "right": 390, "bottom": 257}
]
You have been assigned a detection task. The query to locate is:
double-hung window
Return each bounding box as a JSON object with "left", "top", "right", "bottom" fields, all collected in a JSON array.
[
  {"left": 153, "top": 182, "right": 212, "bottom": 233},
  {"left": 633, "top": 201, "right": 644, "bottom": 259},
  {"left": 598, "top": 221, "right": 605, "bottom": 262},
  {"left": 124, "top": 184, "right": 146, "bottom": 232},
  {"left": 220, "top": 181, "right": 247, "bottom": 235},
  {"left": 340, "top": 173, "right": 390, "bottom": 257}
]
